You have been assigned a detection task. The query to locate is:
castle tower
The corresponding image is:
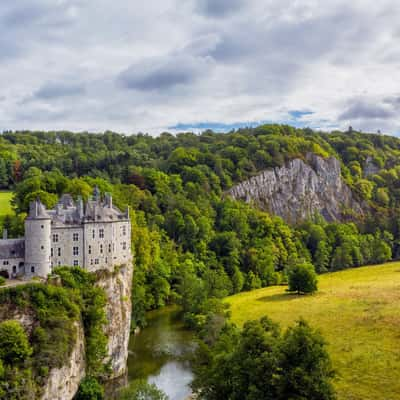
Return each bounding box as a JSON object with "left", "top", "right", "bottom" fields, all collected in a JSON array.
[{"left": 24, "top": 199, "right": 52, "bottom": 278}]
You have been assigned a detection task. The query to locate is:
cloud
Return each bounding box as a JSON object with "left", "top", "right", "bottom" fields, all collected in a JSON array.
[
  {"left": 33, "top": 81, "right": 86, "bottom": 100},
  {"left": 0, "top": 0, "right": 400, "bottom": 135},
  {"left": 117, "top": 52, "right": 213, "bottom": 91},
  {"left": 339, "top": 100, "right": 394, "bottom": 120},
  {"left": 195, "top": 0, "right": 245, "bottom": 17}
]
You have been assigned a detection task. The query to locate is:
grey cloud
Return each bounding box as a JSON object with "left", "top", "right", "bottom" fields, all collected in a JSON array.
[
  {"left": 339, "top": 100, "right": 394, "bottom": 120},
  {"left": 210, "top": 7, "right": 371, "bottom": 63},
  {"left": 33, "top": 82, "right": 86, "bottom": 100},
  {"left": 117, "top": 55, "right": 211, "bottom": 91},
  {"left": 195, "top": 0, "right": 244, "bottom": 17}
]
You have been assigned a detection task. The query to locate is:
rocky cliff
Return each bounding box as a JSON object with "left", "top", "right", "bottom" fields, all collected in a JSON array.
[
  {"left": 97, "top": 263, "right": 133, "bottom": 379},
  {"left": 41, "top": 263, "right": 133, "bottom": 399},
  {"left": 228, "top": 153, "right": 363, "bottom": 223},
  {"left": 41, "top": 321, "right": 86, "bottom": 400},
  {"left": 0, "top": 262, "right": 133, "bottom": 400}
]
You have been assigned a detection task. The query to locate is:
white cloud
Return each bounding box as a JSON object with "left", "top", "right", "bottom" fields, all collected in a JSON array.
[{"left": 0, "top": 0, "right": 399, "bottom": 135}]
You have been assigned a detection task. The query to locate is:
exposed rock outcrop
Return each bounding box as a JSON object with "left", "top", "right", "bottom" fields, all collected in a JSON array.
[
  {"left": 41, "top": 321, "right": 86, "bottom": 400},
  {"left": 228, "top": 153, "right": 363, "bottom": 223},
  {"left": 363, "top": 156, "right": 380, "bottom": 177},
  {"left": 97, "top": 263, "right": 133, "bottom": 379}
]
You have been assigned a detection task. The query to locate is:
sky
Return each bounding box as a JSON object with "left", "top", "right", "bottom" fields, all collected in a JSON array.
[{"left": 1, "top": 0, "right": 400, "bottom": 135}]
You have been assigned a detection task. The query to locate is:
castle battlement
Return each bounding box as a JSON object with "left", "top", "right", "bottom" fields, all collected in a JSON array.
[{"left": 0, "top": 187, "right": 131, "bottom": 279}]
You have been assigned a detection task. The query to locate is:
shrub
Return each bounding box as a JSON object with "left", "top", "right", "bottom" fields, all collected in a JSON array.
[
  {"left": 0, "top": 320, "right": 32, "bottom": 364},
  {"left": 75, "top": 377, "right": 104, "bottom": 400}
]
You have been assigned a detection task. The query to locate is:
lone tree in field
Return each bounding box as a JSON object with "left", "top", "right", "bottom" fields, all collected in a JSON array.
[{"left": 288, "top": 262, "right": 318, "bottom": 294}]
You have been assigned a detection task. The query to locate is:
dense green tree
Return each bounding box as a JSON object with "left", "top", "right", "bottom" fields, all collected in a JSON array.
[
  {"left": 288, "top": 262, "right": 318, "bottom": 294},
  {"left": 277, "top": 319, "right": 336, "bottom": 400}
]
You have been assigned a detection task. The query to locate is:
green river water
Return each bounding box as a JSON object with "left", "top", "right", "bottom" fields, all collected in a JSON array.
[{"left": 127, "top": 307, "right": 196, "bottom": 400}]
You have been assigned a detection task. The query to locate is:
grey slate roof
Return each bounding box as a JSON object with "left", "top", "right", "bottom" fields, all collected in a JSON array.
[{"left": 0, "top": 239, "right": 25, "bottom": 259}]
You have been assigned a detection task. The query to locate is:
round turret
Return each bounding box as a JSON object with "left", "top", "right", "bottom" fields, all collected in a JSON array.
[{"left": 24, "top": 200, "right": 52, "bottom": 278}]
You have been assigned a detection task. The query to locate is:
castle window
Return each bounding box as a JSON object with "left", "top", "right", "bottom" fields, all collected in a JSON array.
[
  {"left": 41, "top": 225, "right": 44, "bottom": 229},
  {"left": 73, "top": 260, "right": 79, "bottom": 266},
  {"left": 95, "top": 259, "right": 99, "bottom": 265},
  {"left": 100, "top": 244, "right": 103, "bottom": 254},
  {"left": 91, "top": 259, "right": 93, "bottom": 265},
  {"left": 92, "top": 230, "right": 95, "bottom": 239},
  {"left": 41, "top": 245, "right": 44, "bottom": 250},
  {"left": 51, "top": 249, "right": 53, "bottom": 257},
  {"left": 58, "top": 248, "right": 61, "bottom": 257},
  {"left": 53, "top": 234, "right": 59, "bottom": 243},
  {"left": 88, "top": 245, "right": 92, "bottom": 254},
  {"left": 122, "top": 242, "right": 127, "bottom": 250},
  {"left": 31, "top": 266, "right": 35, "bottom": 273},
  {"left": 108, "top": 244, "right": 111, "bottom": 253},
  {"left": 12, "top": 266, "right": 16, "bottom": 273},
  {"left": 3, "top": 261, "right": 9, "bottom": 266},
  {"left": 99, "top": 229, "right": 104, "bottom": 238},
  {"left": 73, "top": 233, "right": 79, "bottom": 241},
  {"left": 122, "top": 225, "right": 127, "bottom": 236},
  {"left": 73, "top": 247, "right": 79, "bottom": 256}
]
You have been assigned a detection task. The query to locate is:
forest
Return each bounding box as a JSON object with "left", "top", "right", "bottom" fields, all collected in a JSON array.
[{"left": 0, "top": 125, "right": 400, "bottom": 330}]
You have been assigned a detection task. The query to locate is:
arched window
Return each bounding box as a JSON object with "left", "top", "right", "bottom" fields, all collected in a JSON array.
[{"left": 31, "top": 266, "right": 35, "bottom": 273}]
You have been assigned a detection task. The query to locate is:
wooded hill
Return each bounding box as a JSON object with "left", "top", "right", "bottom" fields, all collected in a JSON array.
[{"left": 1, "top": 125, "right": 400, "bottom": 328}]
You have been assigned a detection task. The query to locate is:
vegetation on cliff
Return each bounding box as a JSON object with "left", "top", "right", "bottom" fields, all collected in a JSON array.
[{"left": 0, "top": 268, "right": 107, "bottom": 399}]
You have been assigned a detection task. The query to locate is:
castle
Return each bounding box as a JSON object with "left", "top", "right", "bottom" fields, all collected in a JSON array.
[{"left": 0, "top": 187, "right": 131, "bottom": 279}]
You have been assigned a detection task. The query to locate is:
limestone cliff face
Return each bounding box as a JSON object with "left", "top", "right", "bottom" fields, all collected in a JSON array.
[
  {"left": 40, "top": 263, "right": 132, "bottom": 399},
  {"left": 41, "top": 322, "right": 86, "bottom": 400},
  {"left": 228, "top": 153, "right": 363, "bottom": 223},
  {"left": 97, "top": 263, "right": 133, "bottom": 379},
  {"left": 0, "top": 262, "right": 133, "bottom": 400}
]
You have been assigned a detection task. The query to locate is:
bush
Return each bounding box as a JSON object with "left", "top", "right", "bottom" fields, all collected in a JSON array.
[
  {"left": 288, "top": 262, "right": 318, "bottom": 294},
  {"left": 0, "top": 277, "right": 5, "bottom": 286},
  {"left": 74, "top": 377, "right": 104, "bottom": 400},
  {"left": 0, "top": 320, "right": 32, "bottom": 364}
]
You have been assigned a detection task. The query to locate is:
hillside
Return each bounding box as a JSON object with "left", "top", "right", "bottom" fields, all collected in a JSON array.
[{"left": 226, "top": 263, "right": 400, "bottom": 400}]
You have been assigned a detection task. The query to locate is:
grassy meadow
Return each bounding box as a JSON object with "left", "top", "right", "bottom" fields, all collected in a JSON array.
[
  {"left": 0, "top": 191, "right": 13, "bottom": 216},
  {"left": 226, "top": 263, "right": 400, "bottom": 400}
]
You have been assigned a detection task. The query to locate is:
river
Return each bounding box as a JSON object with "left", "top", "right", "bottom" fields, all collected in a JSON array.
[{"left": 127, "top": 307, "right": 196, "bottom": 400}]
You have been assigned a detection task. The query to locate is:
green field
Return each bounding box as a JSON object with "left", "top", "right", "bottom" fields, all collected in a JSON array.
[
  {"left": 226, "top": 263, "right": 400, "bottom": 400},
  {"left": 0, "top": 192, "right": 13, "bottom": 216}
]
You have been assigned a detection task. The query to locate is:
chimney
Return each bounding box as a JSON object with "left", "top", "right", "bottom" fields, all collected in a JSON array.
[{"left": 2, "top": 229, "right": 7, "bottom": 240}]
